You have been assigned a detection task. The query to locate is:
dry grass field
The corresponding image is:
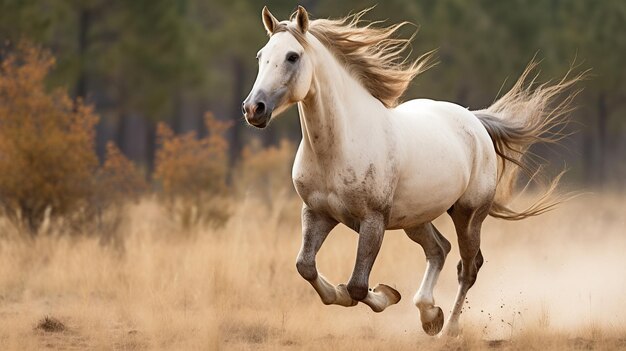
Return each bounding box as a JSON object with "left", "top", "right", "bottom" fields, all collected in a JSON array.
[{"left": 0, "top": 193, "right": 625, "bottom": 350}]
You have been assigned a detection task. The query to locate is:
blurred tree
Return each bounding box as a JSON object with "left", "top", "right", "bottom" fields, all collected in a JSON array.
[
  {"left": 1, "top": 0, "right": 210, "bottom": 170},
  {"left": 204, "top": 0, "right": 292, "bottom": 165},
  {"left": 0, "top": 44, "right": 98, "bottom": 233},
  {"left": 91, "top": 141, "right": 148, "bottom": 239},
  {"left": 235, "top": 139, "right": 295, "bottom": 204},
  {"left": 1, "top": 0, "right": 625, "bottom": 186},
  {"left": 98, "top": 0, "right": 208, "bottom": 170},
  {"left": 555, "top": 1, "right": 626, "bottom": 184},
  {"left": 154, "top": 112, "right": 231, "bottom": 228}
]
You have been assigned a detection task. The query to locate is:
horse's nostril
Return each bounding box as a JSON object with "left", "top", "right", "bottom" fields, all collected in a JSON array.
[
  {"left": 256, "top": 102, "right": 265, "bottom": 114},
  {"left": 241, "top": 103, "right": 246, "bottom": 116}
]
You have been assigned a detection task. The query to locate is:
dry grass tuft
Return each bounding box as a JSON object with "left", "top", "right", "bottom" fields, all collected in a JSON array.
[{"left": 35, "top": 316, "right": 65, "bottom": 333}]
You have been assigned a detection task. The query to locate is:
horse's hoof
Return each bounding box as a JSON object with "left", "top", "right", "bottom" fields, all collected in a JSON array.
[
  {"left": 422, "top": 306, "right": 444, "bottom": 336},
  {"left": 373, "top": 284, "right": 401, "bottom": 305},
  {"left": 336, "top": 284, "right": 358, "bottom": 306}
]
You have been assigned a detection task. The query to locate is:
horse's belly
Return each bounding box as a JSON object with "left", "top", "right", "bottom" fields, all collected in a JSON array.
[
  {"left": 387, "top": 191, "right": 458, "bottom": 229},
  {"left": 386, "top": 158, "right": 470, "bottom": 229}
]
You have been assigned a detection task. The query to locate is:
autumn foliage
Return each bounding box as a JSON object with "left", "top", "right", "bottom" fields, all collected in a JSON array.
[
  {"left": 0, "top": 44, "right": 99, "bottom": 233},
  {"left": 91, "top": 142, "right": 148, "bottom": 236},
  {"left": 235, "top": 139, "right": 295, "bottom": 203},
  {"left": 0, "top": 44, "right": 153, "bottom": 235},
  {"left": 0, "top": 44, "right": 297, "bottom": 235},
  {"left": 154, "top": 113, "right": 231, "bottom": 228},
  {"left": 97, "top": 142, "right": 148, "bottom": 208}
]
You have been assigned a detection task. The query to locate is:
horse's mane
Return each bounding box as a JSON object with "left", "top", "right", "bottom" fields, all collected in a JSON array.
[{"left": 273, "top": 9, "right": 434, "bottom": 108}]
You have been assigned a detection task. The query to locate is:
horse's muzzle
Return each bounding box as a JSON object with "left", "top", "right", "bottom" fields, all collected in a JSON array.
[{"left": 242, "top": 93, "right": 273, "bottom": 129}]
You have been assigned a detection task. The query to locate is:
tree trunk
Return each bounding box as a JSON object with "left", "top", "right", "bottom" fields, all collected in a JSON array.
[
  {"left": 596, "top": 92, "right": 608, "bottom": 185},
  {"left": 261, "top": 124, "right": 276, "bottom": 147},
  {"left": 456, "top": 84, "right": 470, "bottom": 108},
  {"left": 145, "top": 119, "right": 157, "bottom": 178},
  {"left": 302, "top": 0, "right": 319, "bottom": 11},
  {"left": 582, "top": 115, "right": 595, "bottom": 185},
  {"left": 172, "top": 90, "right": 183, "bottom": 134},
  {"left": 75, "top": 7, "right": 91, "bottom": 100},
  {"left": 115, "top": 112, "right": 127, "bottom": 152},
  {"left": 229, "top": 58, "right": 245, "bottom": 168}
]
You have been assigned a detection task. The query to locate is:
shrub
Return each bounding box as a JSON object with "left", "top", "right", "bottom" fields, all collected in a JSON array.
[
  {"left": 97, "top": 142, "right": 148, "bottom": 207},
  {"left": 91, "top": 142, "right": 148, "bottom": 237},
  {"left": 154, "top": 112, "right": 231, "bottom": 229},
  {"left": 0, "top": 43, "right": 99, "bottom": 234},
  {"left": 235, "top": 139, "right": 295, "bottom": 204}
]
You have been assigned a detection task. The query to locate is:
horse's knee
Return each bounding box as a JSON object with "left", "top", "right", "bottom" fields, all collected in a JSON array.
[
  {"left": 438, "top": 232, "right": 452, "bottom": 257},
  {"left": 346, "top": 281, "right": 368, "bottom": 301},
  {"left": 475, "top": 249, "right": 484, "bottom": 270},
  {"left": 457, "top": 262, "right": 478, "bottom": 288},
  {"left": 456, "top": 250, "right": 483, "bottom": 288},
  {"left": 412, "top": 224, "right": 451, "bottom": 264},
  {"left": 296, "top": 258, "right": 317, "bottom": 281}
]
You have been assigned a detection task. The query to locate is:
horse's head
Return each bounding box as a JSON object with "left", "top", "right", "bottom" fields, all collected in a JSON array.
[{"left": 242, "top": 6, "right": 314, "bottom": 128}]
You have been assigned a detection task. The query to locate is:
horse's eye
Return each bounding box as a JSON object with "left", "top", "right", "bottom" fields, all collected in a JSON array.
[{"left": 286, "top": 53, "right": 300, "bottom": 63}]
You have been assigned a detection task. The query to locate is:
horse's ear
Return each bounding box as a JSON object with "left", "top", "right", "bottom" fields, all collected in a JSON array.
[
  {"left": 295, "top": 5, "right": 309, "bottom": 34},
  {"left": 262, "top": 6, "right": 279, "bottom": 36}
]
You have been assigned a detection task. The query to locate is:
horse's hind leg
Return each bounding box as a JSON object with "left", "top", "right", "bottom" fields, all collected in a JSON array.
[
  {"left": 441, "top": 203, "right": 490, "bottom": 337},
  {"left": 296, "top": 205, "right": 357, "bottom": 307},
  {"left": 405, "top": 223, "right": 451, "bottom": 335}
]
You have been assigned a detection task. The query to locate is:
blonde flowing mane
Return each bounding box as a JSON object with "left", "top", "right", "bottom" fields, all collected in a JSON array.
[{"left": 273, "top": 9, "right": 434, "bottom": 107}]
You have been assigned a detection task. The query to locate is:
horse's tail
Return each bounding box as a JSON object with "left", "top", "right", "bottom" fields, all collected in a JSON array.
[{"left": 473, "top": 61, "right": 584, "bottom": 220}]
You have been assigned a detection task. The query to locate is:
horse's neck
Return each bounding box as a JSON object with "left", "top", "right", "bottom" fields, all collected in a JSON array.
[{"left": 297, "top": 48, "right": 386, "bottom": 163}]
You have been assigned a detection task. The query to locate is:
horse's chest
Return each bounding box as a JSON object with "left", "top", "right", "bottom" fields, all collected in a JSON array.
[
  {"left": 293, "top": 163, "right": 393, "bottom": 225},
  {"left": 294, "top": 178, "right": 358, "bottom": 227}
]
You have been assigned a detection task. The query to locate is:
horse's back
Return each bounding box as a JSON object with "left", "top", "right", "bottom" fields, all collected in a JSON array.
[
  {"left": 393, "top": 99, "right": 494, "bottom": 161},
  {"left": 386, "top": 99, "right": 497, "bottom": 228}
]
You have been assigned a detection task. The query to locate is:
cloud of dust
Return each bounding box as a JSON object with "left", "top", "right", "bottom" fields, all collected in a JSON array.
[{"left": 365, "top": 193, "right": 626, "bottom": 340}]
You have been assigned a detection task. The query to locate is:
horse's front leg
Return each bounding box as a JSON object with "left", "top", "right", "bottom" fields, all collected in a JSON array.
[
  {"left": 296, "top": 205, "right": 357, "bottom": 307},
  {"left": 346, "top": 214, "right": 401, "bottom": 312}
]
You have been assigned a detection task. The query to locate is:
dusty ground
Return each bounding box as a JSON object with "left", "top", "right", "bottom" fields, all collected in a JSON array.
[{"left": 0, "top": 193, "right": 625, "bottom": 350}]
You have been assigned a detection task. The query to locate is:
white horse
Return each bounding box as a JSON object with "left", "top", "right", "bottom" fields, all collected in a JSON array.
[{"left": 242, "top": 6, "right": 579, "bottom": 336}]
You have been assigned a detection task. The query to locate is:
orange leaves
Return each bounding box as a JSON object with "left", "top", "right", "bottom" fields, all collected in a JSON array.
[
  {"left": 155, "top": 112, "right": 231, "bottom": 200},
  {"left": 0, "top": 43, "right": 98, "bottom": 232},
  {"left": 0, "top": 42, "right": 55, "bottom": 101},
  {"left": 97, "top": 142, "right": 148, "bottom": 207},
  {"left": 0, "top": 43, "right": 296, "bottom": 234},
  {"left": 154, "top": 112, "right": 232, "bottom": 228},
  {"left": 235, "top": 139, "right": 295, "bottom": 202}
]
